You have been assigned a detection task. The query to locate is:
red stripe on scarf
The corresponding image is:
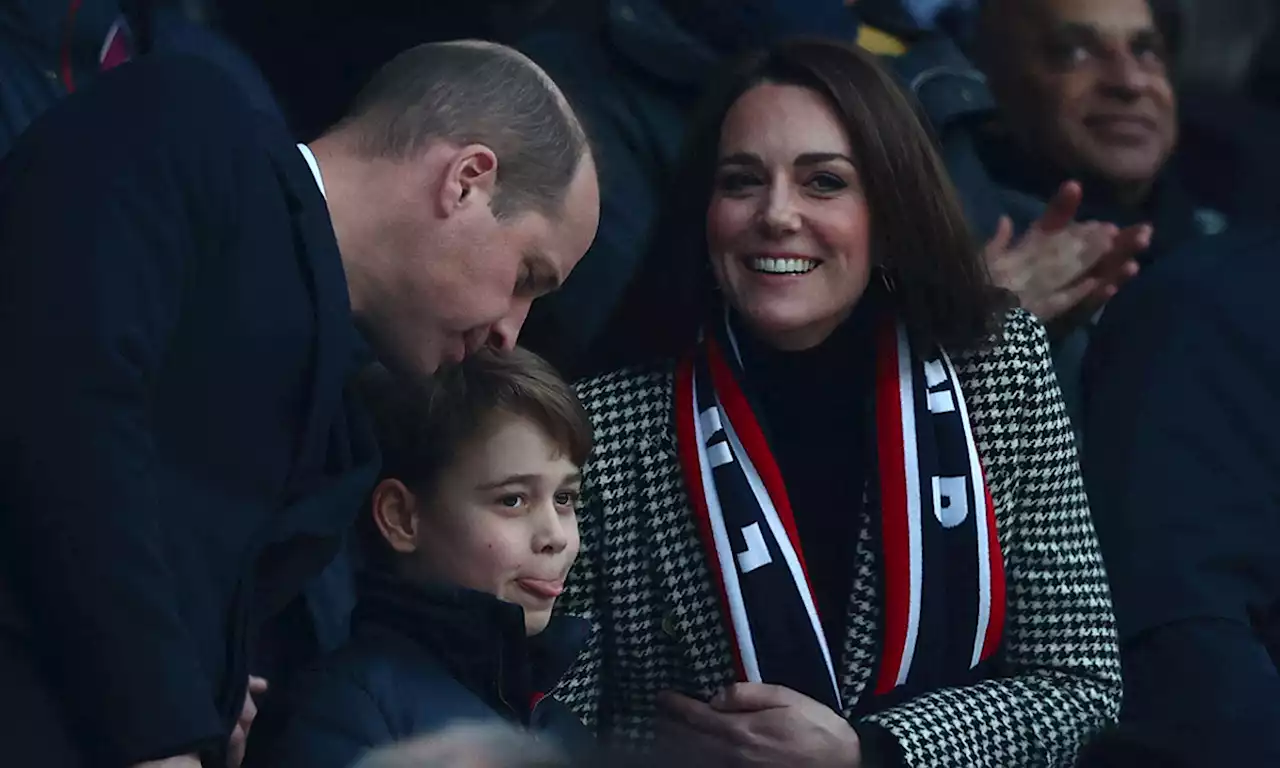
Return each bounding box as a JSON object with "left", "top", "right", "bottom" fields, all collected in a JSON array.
[
  {"left": 60, "top": 0, "right": 85, "bottom": 93},
  {"left": 873, "top": 320, "right": 910, "bottom": 695},
  {"left": 704, "top": 336, "right": 817, "bottom": 608},
  {"left": 675, "top": 357, "right": 747, "bottom": 681},
  {"left": 980, "top": 482, "right": 1006, "bottom": 660}
]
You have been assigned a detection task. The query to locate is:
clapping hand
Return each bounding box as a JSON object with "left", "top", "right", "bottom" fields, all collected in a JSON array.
[{"left": 984, "top": 181, "right": 1151, "bottom": 327}]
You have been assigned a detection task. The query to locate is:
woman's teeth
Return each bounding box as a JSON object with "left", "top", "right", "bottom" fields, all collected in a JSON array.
[{"left": 750, "top": 257, "right": 819, "bottom": 275}]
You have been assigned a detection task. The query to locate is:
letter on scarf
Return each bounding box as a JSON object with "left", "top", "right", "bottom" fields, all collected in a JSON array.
[
  {"left": 932, "top": 475, "right": 970, "bottom": 528},
  {"left": 736, "top": 522, "right": 774, "bottom": 574}
]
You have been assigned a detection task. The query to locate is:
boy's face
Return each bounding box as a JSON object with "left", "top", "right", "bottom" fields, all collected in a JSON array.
[{"left": 410, "top": 414, "right": 582, "bottom": 635}]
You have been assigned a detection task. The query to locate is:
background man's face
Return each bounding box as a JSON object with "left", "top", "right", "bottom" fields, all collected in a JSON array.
[{"left": 997, "top": 0, "right": 1178, "bottom": 195}]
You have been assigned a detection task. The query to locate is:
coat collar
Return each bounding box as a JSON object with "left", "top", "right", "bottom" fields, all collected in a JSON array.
[
  {"left": 354, "top": 569, "right": 591, "bottom": 719},
  {"left": 262, "top": 129, "right": 378, "bottom": 532}
]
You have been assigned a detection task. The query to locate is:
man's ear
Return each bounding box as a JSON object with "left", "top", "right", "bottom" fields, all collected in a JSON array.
[
  {"left": 437, "top": 144, "right": 499, "bottom": 217},
  {"left": 371, "top": 478, "right": 422, "bottom": 554}
]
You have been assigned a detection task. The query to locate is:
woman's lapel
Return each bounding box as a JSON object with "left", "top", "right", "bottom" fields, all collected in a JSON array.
[
  {"left": 838, "top": 501, "right": 882, "bottom": 716},
  {"left": 647, "top": 386, "right": 738, "bottom": 700}
]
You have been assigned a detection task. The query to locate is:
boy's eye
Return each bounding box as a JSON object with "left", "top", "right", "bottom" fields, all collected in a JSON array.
[
  {"left": 554, "top": 490, "right": 581, "bottom": 508},
  {"left": 497, "top": 494, "right": 525, "bottom": 509}
]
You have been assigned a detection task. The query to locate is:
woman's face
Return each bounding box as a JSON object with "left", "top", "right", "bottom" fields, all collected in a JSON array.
[{"left": 707, "top": 82, "right": 873, "bottom": 351}]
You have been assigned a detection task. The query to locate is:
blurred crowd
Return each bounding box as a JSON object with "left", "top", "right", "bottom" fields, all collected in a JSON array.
[{"left": 1, "top": 0, "right": 1279, "bottom": 767}]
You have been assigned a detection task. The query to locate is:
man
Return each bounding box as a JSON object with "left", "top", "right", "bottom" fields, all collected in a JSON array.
[
  {"left": 0, "top": 0, "right": 283, "bottom": 160},
  {"left": 1082, "top": 225, "right": 1280, "bottom": 766},
  {"left": 977, "top": 0, "right": 1182, "bottom": 225},
  {"left": 0, "top": 40, "right": 598, "bottom": 768},
  {"left": 972, "top": 0, "right": 1280, "bottom": 431},
  {"left": 0, "top": 0, "right": 133, "bottom": 158}
]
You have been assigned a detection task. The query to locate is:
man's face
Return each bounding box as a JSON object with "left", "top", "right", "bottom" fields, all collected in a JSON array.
[
  {"left": 374, "top": 155, "right": 599, "bottom": 376},
  {"left": 996, "top": 0, "right": 1178, "bottom": 194}
]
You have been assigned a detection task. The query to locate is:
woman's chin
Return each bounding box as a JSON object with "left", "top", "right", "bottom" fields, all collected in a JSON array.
[{"left": 735, "top": 307, "right": 837, "bottom": 351}]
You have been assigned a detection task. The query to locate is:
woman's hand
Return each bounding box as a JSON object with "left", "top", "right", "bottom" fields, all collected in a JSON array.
[
  {"left": 657, "top": 683, "right": 862, "bottom": 768},
  {"left": 227, "top": 676, "right": 268, "bottom": 768}
]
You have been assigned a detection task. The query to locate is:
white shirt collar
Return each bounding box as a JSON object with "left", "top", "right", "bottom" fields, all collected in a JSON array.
[{"left": 296, "top": 143, "right": 326, "bottom": 199}]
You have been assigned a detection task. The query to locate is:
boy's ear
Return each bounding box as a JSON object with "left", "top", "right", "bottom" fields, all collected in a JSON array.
[{"left": 371, "top": 478, "right": 422, "bottom": 554}]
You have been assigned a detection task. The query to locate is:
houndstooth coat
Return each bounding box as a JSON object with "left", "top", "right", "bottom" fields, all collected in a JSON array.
[{"left": 559, "top": 310, "right": 1122, "bottom": 767}]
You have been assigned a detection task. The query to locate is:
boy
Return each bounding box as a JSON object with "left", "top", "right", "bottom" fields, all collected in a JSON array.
[{"left": 246, "top": 347, "right": 593, "bottom": 768}]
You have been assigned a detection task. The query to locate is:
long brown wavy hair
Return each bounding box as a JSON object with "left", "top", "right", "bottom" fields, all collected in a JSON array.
[{"left": 590, "top": 38, "right": 1008, "bottom": 373}]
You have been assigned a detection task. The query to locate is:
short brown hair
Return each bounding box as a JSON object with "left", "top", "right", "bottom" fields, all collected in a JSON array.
[
  {"left": 355, "top": 347, "right": 593, "bottom": 561},
  {"left": 594, "top": 38, "right": 1008, "bottom": 372},
  {"left": 336, "top": 40, "right": 589, "bottom": 219}
]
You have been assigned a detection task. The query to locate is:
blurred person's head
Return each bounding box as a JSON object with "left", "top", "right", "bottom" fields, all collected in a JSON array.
[
  {"left": 356, "top": 348, "right": 592, "bottom": 635},
  {"left": 353, "top": 722, "right": 569, "bottom": 768},
  {"left": 601, "top": 38, "right": 1001, "bottom": 366},
  {"left": 978, "top": 0, "right": 1180, "bottom": 205},
  {"left": 1174, "top": 0, "right": 1275, "bottom": 94},
  {"left": 312, "top": 41, "right": 600, "bottom": 377},
  {"left": 660, "top": 0, "right": 862, "bottom": 57}
]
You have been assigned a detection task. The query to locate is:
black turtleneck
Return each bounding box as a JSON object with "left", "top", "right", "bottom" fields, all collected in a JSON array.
[{"left": 731, "top": 294, "right": 880, "bottom": 657}]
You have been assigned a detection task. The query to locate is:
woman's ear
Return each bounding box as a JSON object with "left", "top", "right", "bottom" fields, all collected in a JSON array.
[{"left": 371, "top": 478, "right": 422, "bottom": 554}]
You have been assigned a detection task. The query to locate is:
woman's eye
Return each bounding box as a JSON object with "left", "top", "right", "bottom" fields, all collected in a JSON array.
[
  {"left": 807, "top": 172, "right": 847, "bottom": 193},
  {"left": 716, "top": 172, "right": 761, "bottom": 193},
  {"left": 497, "top": 494, "right": 524, "bottom": 509}
]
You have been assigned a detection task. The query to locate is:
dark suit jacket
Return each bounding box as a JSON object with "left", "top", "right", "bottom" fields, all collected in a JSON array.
[
  {"left": 0, "top": 55, "right": 379, "bottom": 766},
  {"left": 1083, "top": 226, "right": 1280, "bottom": 765}
]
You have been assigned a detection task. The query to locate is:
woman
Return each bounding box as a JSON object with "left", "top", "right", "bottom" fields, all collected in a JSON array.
[{"left": 561, "top": 39, "right": 1121, "bottom": 767}]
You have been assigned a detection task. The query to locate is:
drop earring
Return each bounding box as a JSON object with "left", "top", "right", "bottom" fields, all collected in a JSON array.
[{"left": 878, "top": 265, "right": 896, "bottom": 294}]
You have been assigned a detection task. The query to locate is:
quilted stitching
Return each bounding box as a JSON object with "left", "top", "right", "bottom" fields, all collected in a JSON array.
[{"left": 556, "top": 311, "right": 1122, "bottom": 765}]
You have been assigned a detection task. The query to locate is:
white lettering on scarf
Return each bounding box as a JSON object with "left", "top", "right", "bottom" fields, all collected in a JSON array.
[
  {"left": 736, "top": 523, "right": 773, "bottom": 574},
  {"left": 932, "top": 475, "right": 970, "bottom": 528},
  {"left": 924, "top": 359, "right": 956, "bottom": 414},
  {"left": 701, "top": 406, "right": 735, "bottom": 468}
]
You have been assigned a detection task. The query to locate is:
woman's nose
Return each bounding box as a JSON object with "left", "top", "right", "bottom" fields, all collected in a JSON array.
[{"left": 759, "top": 182, "right": 801, "bottom": 235}]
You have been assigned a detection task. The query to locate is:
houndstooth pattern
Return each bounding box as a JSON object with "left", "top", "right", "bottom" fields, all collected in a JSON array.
[{"left": 557, "top": 310, "right": 1122, "bottom": 766}]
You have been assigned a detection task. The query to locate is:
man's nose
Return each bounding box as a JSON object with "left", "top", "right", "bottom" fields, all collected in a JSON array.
[
  {"left": 486, "top": 299, "right": 533, "bottom": 351},
  {"left": 1098, "top": 51, "right": 1151, "bottom": 99}
]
